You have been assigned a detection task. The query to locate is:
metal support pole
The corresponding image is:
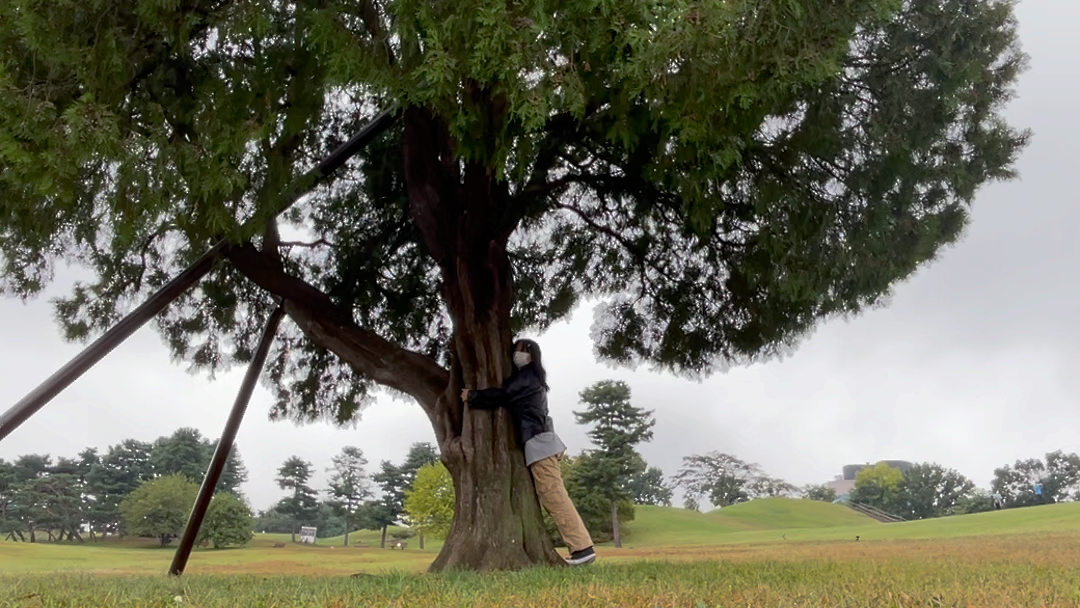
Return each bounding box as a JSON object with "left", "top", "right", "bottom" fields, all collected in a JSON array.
[
  {"left": 169, "top": 306, "right": 285, "bottom": 576},
  {"left": 0, "top": 109, "right": 397, "bottom": 444},
  {"left": 0, "top": 243, "right": 227, "bottom": 442}
]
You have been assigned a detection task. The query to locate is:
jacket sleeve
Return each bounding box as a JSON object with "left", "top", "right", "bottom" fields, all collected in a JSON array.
[
  {"left": 468, "top": 373, "right": 541, "bottom": 410},
  {"left": 467, "top": 386, "right": 507, "bottom": 410}
]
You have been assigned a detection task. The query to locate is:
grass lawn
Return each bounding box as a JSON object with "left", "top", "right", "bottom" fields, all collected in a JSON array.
[{"left": 2, "top": 500, "right": 1079, "bottom": 607}]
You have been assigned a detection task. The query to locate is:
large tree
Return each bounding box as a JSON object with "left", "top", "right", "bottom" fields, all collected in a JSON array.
[
  {"left": 801, "top": 484, "right": 838, "bottom": 503},
  {"left": 274, "top": 456, "right": 320, "bottom": 542},
  {"left": 0, "top": 0, "right": 1028, "bottom": 571},
  {"left": 892, "top": 463, "right": 975, "bottom": 520},
  {"left": 573, "top": 380, "right": 654, "bottom": 547},
  {"left": 151, "top": 428, "right": 249, "bottom": 495},
  {"left": 363, "top": 442, "right": 440, "bottom": 548},
  {"left": 992, "top": 451, "right": 1080, "bottom": 507},
  {"left": 119, "top": 475, "right": 200, "bottom": 547},
  {"left": 86, "top": 439, "right": 154, "bottom": 535},
  {"left": 403, "top": 462, "right": 456, "bottom": 546},
  {"left": 151, "top": 428, "right": 210, "bottom": 483},
  {"left": 625, "top": 459, "right": 674, "bottom": 507},
  {"left": 673, "top": 452, "right": 761, "bottom": 508},
  {"left": 849, "top": 462, "right": 904, "bottom": 513},
  {"left": 199, "top": 492, "right": 256, "bottom": 549},
  {"left": 326, "top": 446, "right": 374, "bottom": 547}
]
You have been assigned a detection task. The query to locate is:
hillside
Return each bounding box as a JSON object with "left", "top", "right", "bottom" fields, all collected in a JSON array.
[
  {"left": 615, "top": 500, "right": 1080, "bottom": 547},
  {"left": 710, "top": 497, "right": 876, "bottom": 529},
  {"left": 618, "top": 499, "right": 877, "bottom": 547}
]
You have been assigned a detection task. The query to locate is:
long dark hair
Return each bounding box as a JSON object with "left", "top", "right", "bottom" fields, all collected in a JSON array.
[{"left": 514, "top": 338, "right": 549, "bottom": 391}]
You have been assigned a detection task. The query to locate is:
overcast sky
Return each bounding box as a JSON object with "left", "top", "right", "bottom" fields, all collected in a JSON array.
[{"left": 1, "top": 1, "right": 1077, "bottom": 512}]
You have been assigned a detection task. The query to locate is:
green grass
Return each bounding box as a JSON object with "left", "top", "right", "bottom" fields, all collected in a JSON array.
[
  {"left": 316, "top": 524, "right": 442, "bottom": 550},
  {"left": 4, "top": 501, "right": 1080, "bottom": 606},
  {"left": 4, "top": 537, "right": 1080, "bottom": 607},
  {"left": 710, "top": 497, "right": 877, "bottom": 529},
  {"left": 618, "top": 498, "right": 878, "bottom": 546}
]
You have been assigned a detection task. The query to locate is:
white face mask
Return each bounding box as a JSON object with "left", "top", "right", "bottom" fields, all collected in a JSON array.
[{"left": 513, "top": 351, "right": 532, "bottom": 368}]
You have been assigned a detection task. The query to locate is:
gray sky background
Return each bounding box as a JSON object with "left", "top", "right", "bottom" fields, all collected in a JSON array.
[{"left": 1, "top": 1, "right": 1077, "bottom": 512}]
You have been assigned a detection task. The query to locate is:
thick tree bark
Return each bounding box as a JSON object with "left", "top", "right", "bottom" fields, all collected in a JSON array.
[
  {"left": 611, "top": 502, "right": 622, "bottom": 548},
  {"left": 403, "top": 106, "right": 563, "bottom": 571}
]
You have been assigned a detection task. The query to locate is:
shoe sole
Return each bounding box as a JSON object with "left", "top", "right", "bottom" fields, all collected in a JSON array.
[{"left": 565, "top": 553, "right": 597, "bottom": 566}]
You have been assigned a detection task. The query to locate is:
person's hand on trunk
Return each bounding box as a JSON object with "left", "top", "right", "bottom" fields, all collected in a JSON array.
[{"left": 461, "top": 388, "right": 471, "bottom": 402}]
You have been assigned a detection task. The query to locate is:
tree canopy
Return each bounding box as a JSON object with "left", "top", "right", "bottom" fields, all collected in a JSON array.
[
  {"left": 119, "top": 474, "right": 199, "bottom": 547},
  {"left": 0, "top": 0, "right": 1027, "bottom": 419},
  {"left": 572, "top": 380, "right": 654, "bottom": 546},
  {"left": 403, "top": 462, "right": 455, "bottom": 540}
]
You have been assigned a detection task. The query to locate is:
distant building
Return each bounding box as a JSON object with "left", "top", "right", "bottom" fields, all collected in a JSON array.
[{"left": 825, "top": 460, "right": 913, "bottom": 502}]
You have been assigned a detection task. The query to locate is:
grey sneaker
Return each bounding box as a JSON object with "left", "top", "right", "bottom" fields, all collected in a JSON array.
[{"left": 566, "top": 546, "right": 596, "bottom": 565}]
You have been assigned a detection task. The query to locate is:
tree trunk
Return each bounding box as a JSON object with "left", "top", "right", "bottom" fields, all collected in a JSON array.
[
  {"left": 344, "top": 524, "right": 350, "bottom": 547},
  {"left": 402, "top": 106, "right": 564, "bottom": 572},
  {"left": 431, "top": 418, "right": 561, "bottom": 571},
  {"left": 380, "top": 524, "right": 387, "bottom": 549},
  {"left": 611, "top": 501, "right": 622, "bottom": 548},
  {"left": 291, "top": 521, "right": 296, "bottom": 543},
  {"left": 419, "top": 531, "right": 424, "bottom": 550},
  {"left": 225, "top": 105, "right": 562, "bottom": 572}
]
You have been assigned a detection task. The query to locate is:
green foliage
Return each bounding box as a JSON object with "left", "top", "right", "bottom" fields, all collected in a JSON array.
[
  {"left": 572, "top": 381, "right": 656, "bottom": 543},
  {"left": 673, "top": 452, "right": 791, "bottom": 508},
  {"left": 573, "top": 380, "right": 654, "bottom": 500},
  {"left": 119, "top": 475, "right": 199, "bottom": 547},
  {"left": 575, "top": 381, "right": 655, "bottom": 461},
  {"left": 326, "top": 447, "right": 373, "bottom": 518},
  {"left": 150, "top": 428, "right": 208, "bottom": 483},
  {"left": 85, "top": 440, "right": 154, "bottom": 535},
  {"left": 553, "top": 452, "right": 635, "bottom": 545},
  {"left": 403, "top": 463, "right": 455, "bottom": 539},
  {"left": 801, "top": 484, "right": 838, "bottom": 503},
  {"left": 253, "top": 506, "right": 295, "bottom": 535},
  {"left": 992, "top": 451, "right": 1080, "bottom": 508},
  {"left": 325, "top": 446, "right": 373, "bottom": 542},
  {"left": 199, "top": 492, "right": 255, "bottom": 549},
  {"left": 625, "top": 462, "right": 673, "bottom": 507},
  {"left": 951, "top": 492, "right": 996, "bottom": 516},
  {"left": 274, "top": 456, "right": 320, "bottom": 538},
  {"left": 893, "top": 463, "right": 976, "bottom": 520},
  {"left": 0, "top": 0, "right": 1029, "bottom": 428},
  {"left": 366, "top": 443, "right": 440, "bottom": 540},
  {"left": 150, "top": 428, "right": 248, "bottom": 496},
  {"left": 849, "top": 463, "right": 904, "bottom": 513},
  {"left": 19, "top": 474, "right": 84, "bottom": 539}
]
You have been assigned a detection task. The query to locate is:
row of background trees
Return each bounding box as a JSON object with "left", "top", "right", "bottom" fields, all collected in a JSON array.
[
  {"left": 4, "top": 382, "right": 1077, "bottom": 548},
  {"left": 399, "top": 380, "right": 1080, "bottom": 546},
  {"left": 0, "top": 428, "right": 246, "bottom": 543},
  {"left": 257, "top": 442, "right": 439, "bottom": 548}
]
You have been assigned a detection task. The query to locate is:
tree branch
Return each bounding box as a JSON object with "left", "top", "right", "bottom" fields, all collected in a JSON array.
[
  {"left": 359, "top": 0, "right": 396, "bottom": 67},
  {"left": 227, "top": 243, "right": 450, "bottom": 434}
]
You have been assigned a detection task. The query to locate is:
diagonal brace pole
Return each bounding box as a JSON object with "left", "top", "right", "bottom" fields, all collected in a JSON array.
[
  {"left": 169, "top": 305, "right": 285, "bottom": 576},
  {"left": 0, "top": 109, "right": 397, "bottom": 444},
  {"left": 0, "top": 243, "right": 226, "bottom": 442}
]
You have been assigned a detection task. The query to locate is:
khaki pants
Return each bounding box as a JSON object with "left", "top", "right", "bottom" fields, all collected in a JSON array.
[{"left": 529, "top": 452, "right": 593, "bottom": 552}]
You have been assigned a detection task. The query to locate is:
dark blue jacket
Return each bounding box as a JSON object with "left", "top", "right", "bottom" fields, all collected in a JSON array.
[{"left": 467, "top": 366, "right": 552, "bottom": 444}]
